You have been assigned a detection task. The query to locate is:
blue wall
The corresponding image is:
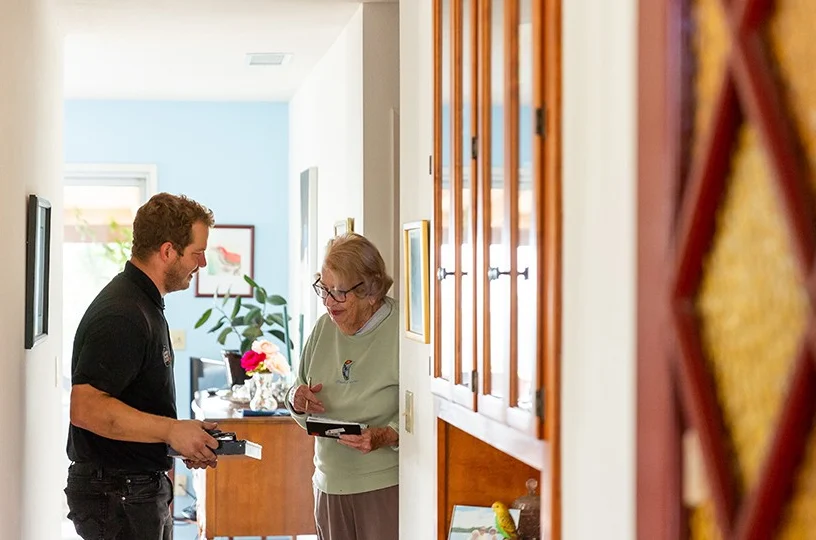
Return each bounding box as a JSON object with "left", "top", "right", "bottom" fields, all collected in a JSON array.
[{"left": 64, "top": 100, "right": 290, "bottom": 425}]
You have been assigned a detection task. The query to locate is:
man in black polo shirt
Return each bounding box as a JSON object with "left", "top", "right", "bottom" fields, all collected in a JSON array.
[{"left": 66, "top": 193, "right": 221, "bottom": 540}]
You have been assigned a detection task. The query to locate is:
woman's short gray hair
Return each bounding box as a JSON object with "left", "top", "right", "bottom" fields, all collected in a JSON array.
[{"left": 319, "top": 233, "right": 393, "bottom": 301}]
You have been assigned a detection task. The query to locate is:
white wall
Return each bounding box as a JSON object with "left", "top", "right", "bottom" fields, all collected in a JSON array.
[
  {"left": 397, "top": 0, "right": 437, "bottom": 538},
  {"left": 561, "top": 0, "right": 637, "bottom": 537},
  {"left": 0, "top": 0, "right": 64, "bottom": 538},
  {"left": 397, "top": 0, "right": 637, "bottom": 539},
  {"left": 362, "top": 4, "right": 401, "bottom": 283},
  {"left": 289, "top": 3, "right": 400, "bottom": 328},
  {"left": 289, "top": 7, "right": 364, "bottom": 331}
]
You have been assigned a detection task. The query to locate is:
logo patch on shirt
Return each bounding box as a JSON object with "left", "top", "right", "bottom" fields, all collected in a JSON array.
[
  {"left": 162, "top": 345, "right": 172, "bottom": 367},
  {"left": 341, "top": 359, "right": 353, "bottom": 381}
]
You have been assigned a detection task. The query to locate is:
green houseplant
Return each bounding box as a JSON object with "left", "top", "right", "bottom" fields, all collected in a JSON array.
[{"left": 194, "top": 275, "right": 294, "bottom": 366}]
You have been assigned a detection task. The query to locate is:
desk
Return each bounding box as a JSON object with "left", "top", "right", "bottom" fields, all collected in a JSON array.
[{"left": 191, "top": 393, "right": 316, "bottom": 539}]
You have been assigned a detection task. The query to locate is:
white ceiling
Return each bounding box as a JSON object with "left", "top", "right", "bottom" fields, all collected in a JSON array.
[{"left": 59, "top": 0, "right": 395, "bottom": 101}]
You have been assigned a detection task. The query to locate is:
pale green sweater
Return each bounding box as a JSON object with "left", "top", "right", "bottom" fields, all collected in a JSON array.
[{"left": 287, "top": 297, "right": 400, "bottom": 495}]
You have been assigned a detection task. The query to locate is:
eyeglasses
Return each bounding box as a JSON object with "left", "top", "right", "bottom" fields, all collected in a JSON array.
[{"left": 312, "top": 279, "right": 364, "bottom": 303}]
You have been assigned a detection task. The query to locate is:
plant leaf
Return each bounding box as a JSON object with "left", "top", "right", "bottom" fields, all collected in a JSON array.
[
  {"left": 265, "top": 313, "right": 285, "bottom": 328},
  {"left": 230, "top": 296, "right": 242, "bottom": 319},
  {"left": 217, "top": 327, "right": 232, "bottom": 345},
  {"left": 266, "top": 294, "right": 287, "bottom": 306},
  {"left": 195, "top": 308, "right": 213, "bottom": 328},
  {"left": 244, "top": 275, "right": 260, "bottom": 289},
  {"left": 255, "top": 287, "right": 267, "bottom": 304},
  {"left": 240, "top": 338, "right": 253, "bottom": 354},
  {"left": 220, "top": 290, "right": 232, "bottom": 306},
  {"left": 242, "top": 326, "right": 263, "bottom": 340},
  {"left": 207, "top": 320, "right": 226, "bottom": 334},
  {"left": 232, "top": 316, "right": 245, "bottom": 326},
  {"left": 268, "top": 329, "right": 294, "bottom": 349},
  {"left": 245, "top": 307, "right": 262, "bottom": 325}
]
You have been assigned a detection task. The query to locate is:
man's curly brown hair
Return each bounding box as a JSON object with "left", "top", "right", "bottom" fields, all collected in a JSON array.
[{"left": 131, "top": 193, "right": 215, "bottom": 261}]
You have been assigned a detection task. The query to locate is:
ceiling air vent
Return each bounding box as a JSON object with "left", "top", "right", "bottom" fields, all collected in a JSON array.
[{"left": 246, "top": 52, "right": 292, "bottom": 66}]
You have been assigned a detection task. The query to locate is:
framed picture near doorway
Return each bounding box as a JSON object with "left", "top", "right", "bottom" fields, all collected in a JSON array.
[
  {"left": 333, "top": 218, "right": 354, "bottom": 237},
  {"left": 25, "top": 194, "right": 52, "bottom": 349},
  {"left": 403, "top": 220, "right": 430, "bottom": 343},
  {"left": 195, "top": 225, "right": 255, "bottom": 297},
  {"left": 300, "top": 167, "right": 319, "bottom": 328}
]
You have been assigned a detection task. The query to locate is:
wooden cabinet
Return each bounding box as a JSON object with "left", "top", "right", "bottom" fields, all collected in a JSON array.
[
  {"left": 432, "top": 0, "right": 560, "bottom": 441},
  {"left": 432, "top": 0, "right": 560, "bottom": 450},
  {"left": 432, "top": 0, "right": 561, "bottom": 537},
  {"left": 192, "top": 395, "right": 316, "bottom": 539}
]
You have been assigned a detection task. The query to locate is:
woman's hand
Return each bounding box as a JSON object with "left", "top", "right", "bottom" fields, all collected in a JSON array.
[
  {"left": 338, "top": 426, "right": 398, "bottom": 454},
  {"left": 292, "top": 383, "right": 325, "bottom": 414}
]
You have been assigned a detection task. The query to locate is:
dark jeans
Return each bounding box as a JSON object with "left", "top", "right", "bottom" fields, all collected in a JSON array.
[{"left": 65, "top": 462, "right": 173, "bottom": 540}]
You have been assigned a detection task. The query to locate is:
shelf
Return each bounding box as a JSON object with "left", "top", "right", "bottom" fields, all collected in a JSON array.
[{"left": 435, "top": 395, "right": 547, "bottom": 470}]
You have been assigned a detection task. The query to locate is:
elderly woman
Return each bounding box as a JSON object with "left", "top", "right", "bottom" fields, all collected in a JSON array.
[{"left": 286, "top": 233, "right": 399, "bottom": 540}]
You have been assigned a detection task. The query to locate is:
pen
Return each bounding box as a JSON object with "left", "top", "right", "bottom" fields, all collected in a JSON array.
[{"left": 305, "top": 376, "right": 312, "bottom": 413}]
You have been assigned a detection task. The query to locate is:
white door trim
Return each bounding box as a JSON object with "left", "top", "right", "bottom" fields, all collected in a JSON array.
[{"left": 64, "top": 163, "right": 158, "bottom": 199}]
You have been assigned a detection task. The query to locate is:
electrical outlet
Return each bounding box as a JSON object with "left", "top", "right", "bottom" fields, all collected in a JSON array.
[
  {"left": 174, "top": 473, "right": 188, "bottom": 496},
  {"left": 170, "top": 329, "right": 186, "bottom": 350},
  {"left": 404, "top": 391, "right": 414, "bottom": 434}
]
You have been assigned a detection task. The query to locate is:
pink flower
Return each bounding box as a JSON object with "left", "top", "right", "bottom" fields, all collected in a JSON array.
[
  {"left": 240, "top": 350, "right": 265, "bottom": 372},
  {"left": 252, "top": 339, "right": 280, "bottom": 357},
  {"left": 264, "top": 352, "right": 291, "bottom": 376},
  {"left": 243, "top": 339, "right": 291, "bottom": 376}
]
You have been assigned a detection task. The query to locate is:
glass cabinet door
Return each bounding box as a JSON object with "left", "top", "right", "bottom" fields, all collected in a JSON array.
[
  {"left": 433, "top": 0, "right": 455, "bottom": 394},
  {"left": 506, "top": 0, "right": 541, "bottom": 437},
  {"left": 434, "top": 0, "right": 554, "bottom": 441},
  {"left": 454, "top": 0, "right": 479, "bottom": 408},
  {"left": 477, "top": 0, "right": 511, "bottom": 421}
]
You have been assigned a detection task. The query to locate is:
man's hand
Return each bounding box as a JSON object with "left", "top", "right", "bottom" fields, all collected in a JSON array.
[
  {"left": 338, "top": 426, "right": 398, "bottom": 454},
  {"left": 183, "top": 458, "right": 218, "bottom": 470},
  {"left": 166, "top": 420, "right": 219, "bottom": 461},
  {"left": 292, "top": 383, "right": 325, "bottom": 414}
]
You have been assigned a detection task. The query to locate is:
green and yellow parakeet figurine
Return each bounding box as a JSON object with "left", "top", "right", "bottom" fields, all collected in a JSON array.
[{"left": 491, "top": 501, "right": 518, "bottom": 540}]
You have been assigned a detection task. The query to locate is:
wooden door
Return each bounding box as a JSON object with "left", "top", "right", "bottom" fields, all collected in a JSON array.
[
  {"left": 476, "top": 0, "right": 549, "bottom": 439},
  {"left": 434, "top": 0, "right": 557, "bottom": 439},
  {"left": 433, "top": 0, "right": 478, "bottom": 408},
  {"left": 639, "top": 0, "right": 816, "bottom": 538}
]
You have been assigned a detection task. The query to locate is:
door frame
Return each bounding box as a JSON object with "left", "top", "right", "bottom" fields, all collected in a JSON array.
[{"left": 637, "top": 0, "right": 685, "bottom": 537}]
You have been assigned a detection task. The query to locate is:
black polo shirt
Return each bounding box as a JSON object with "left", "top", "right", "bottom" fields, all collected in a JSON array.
[{"left": 67, "top": 262, "right": 176, "bottom": 471}]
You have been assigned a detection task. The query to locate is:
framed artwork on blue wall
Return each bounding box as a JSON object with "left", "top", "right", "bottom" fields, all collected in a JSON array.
[{"left": 196, "top": 224, "right": 255, "bottom": 297}]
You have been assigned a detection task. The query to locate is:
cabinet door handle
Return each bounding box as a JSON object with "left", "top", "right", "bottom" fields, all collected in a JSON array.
[
  {"left": 487, "top": 267, "right": 529, "bottom": 281},
  {"left": 436, "top": 267, "right": 468, "bottom": 281},
  {"left": 437, "top": 267, "right": 453, "bottom": 281}
]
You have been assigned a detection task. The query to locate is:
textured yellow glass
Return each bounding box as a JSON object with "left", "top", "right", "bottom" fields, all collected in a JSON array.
[
  {"left": 689, "top": 6, "right": 731, "bottom": 535},
  {"left": 691, "top": 0, "right": 730, "bottom": 164},
  {"left": 767, "top": 0, "right": 816, "bottom": 184},
  {"left": 778, "top": 419, "right": 816, "bottom": 538},
  {"left": 689, "top": 501, "right": 721, "bottom": 540},
  {"left": 696, "top": 125, "right": 808, "bottom": 493}
]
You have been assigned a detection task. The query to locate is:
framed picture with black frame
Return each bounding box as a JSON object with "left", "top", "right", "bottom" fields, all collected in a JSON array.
[{"left": 25, "top": 194, "right": 52, "bottom": 349}]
